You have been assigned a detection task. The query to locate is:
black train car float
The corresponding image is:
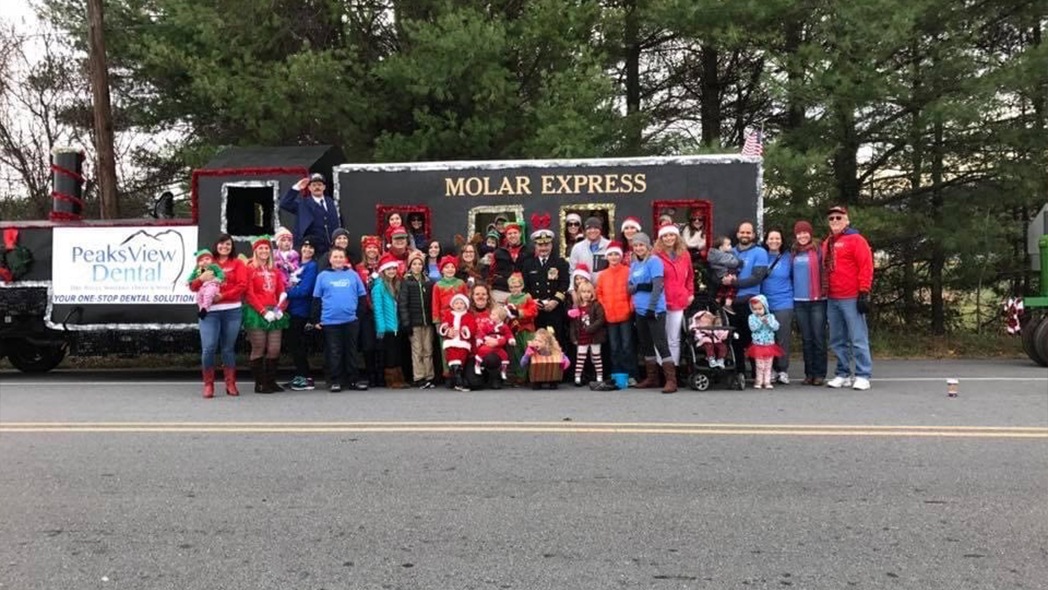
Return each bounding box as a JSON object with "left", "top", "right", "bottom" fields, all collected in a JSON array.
[{"left": 0, "top": 147, "right": 761, "bottom": 373}]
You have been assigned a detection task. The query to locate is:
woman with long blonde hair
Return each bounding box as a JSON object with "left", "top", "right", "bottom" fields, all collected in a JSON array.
[
  {"left": 243, "top": 236, "right": 290, "bottom": 393},
  {"left": 652, "top": 222, "right": 694, "bottom": 388}
]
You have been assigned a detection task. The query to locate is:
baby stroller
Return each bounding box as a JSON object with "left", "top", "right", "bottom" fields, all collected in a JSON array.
[{"left": 683, "top": 304, "right": 746, "bottom": 391}]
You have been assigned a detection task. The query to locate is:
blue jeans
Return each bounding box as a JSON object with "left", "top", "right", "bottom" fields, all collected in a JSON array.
[
  {"left": 199, "top": 307, "right": 243, "bottom": 369},
  {"left": 794, "top": 300, "right": 827, "bottom": 379},
  {"left": 827, "top": 298, "right": 872, "bottom": 378},
  {"left": 606, "top": 321, "right": 635, "bottom": 375}
]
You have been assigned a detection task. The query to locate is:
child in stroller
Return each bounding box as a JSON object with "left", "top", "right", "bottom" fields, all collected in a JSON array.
[{"left": 684, "top": 305, "right": 743, "bottom": 390}]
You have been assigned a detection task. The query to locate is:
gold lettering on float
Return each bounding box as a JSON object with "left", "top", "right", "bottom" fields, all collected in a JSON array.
[{"left": 445, "top": 173, "right": 647, "bottom": 196}]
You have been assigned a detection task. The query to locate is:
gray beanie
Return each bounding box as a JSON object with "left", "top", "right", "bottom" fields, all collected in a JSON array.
[
  {"left": 331, "top": 228, "right": 350, "bottom": 242},
  {"left": 584, "top": 216, "right": 602, "bottom": 230},
  {"left": 630, "top": 232, "right": 651, "bottom": 247}
]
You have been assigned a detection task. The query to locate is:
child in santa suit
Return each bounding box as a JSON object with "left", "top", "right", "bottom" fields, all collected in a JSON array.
[
  {"left": 438, "top": 293, "right": 476, "bottom": 392},
  {"left": 474, "top": 304, "right": 516, "bottom": 381}
]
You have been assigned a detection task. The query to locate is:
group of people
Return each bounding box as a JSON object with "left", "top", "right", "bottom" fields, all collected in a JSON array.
[{"left": 189, "top": 172, "right": 874, "bottom": 397}]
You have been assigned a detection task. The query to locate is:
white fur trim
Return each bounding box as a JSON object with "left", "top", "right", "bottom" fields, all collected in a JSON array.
[{"left": 658, "top": 224, "right": 680, "bottom": 237}]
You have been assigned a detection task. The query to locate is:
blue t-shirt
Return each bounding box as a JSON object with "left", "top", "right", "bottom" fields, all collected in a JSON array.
[
  {"left": 313, "top": 268, "right": 367, "bottom": 324},
  {"left": 734, "top": 245, "right": 769, "bottom": 298},
  {"left": 628, "top": 255, "right": 667, "bottom": 314},
  {"left": 760, "top": 252, "right": 793, "bottom": 311},
  {"left": 792, "top": 252, "right": 814, "bottom": 301}
]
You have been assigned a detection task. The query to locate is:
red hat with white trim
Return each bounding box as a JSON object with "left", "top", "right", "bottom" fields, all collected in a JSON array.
[
  {"left": 378, "top": 253, "right": 400, "bottom": 273},
  {"left": 621, "top": 216, "right": 641, "bottom": 232},
  {"left": 571, "top": 262, "right": 592, "bottom": 283},
  {"left": 605, "top": 242, "right": 623, "bottom": 256},
  {"left": 450, "top": 293, "right": 470, "bottom": 309},
  {"left": 657, "top": 222, "right": 680, "bottom": 238}
]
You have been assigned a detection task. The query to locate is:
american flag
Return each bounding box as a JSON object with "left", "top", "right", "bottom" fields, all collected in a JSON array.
[{"left": 741, "top": 129, "right": 763, "bottom": 157}]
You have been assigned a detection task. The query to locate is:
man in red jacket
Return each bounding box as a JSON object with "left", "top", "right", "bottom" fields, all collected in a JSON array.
[{"left": 822, "top": 205, "right": 874, "bottom": 391}]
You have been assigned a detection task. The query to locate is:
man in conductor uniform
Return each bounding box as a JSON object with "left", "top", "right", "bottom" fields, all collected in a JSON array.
[
  {"left": 279, "top": 173, "right": 342, "bottom": 257},
  {"left": 521, "top": 222, "right": 570, "bottom": 347}
]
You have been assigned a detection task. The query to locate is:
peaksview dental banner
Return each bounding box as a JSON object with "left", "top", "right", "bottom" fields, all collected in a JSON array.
[{"left": 51, "top": 226, "right": 197, "bottom": 304}]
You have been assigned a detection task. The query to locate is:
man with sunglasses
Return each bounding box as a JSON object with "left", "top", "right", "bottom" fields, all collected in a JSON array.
[{"left": 822, "top": 205, "right": 874, "bottom": 391}]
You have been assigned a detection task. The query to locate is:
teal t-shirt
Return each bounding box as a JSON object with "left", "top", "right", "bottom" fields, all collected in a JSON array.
[{"left": 628, "top": 256, "right": 667, "bottom": 313}]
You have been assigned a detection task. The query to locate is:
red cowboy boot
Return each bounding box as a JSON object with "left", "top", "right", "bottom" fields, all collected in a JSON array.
[
  {"left": 223, "top": 366, "right": 240, "bottom": 396},
  {"left": 202, "top": 367, "right": 216, "bottom": 399}
]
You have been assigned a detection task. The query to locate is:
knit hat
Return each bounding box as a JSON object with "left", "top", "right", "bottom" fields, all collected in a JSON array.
[
  {"left": 630, "top": 232, "right": 651, "bottom": 247},
  {"left": 360, "top": 235, "right": 381, "bottom": 252},
  {"left": 194, "top": 249, "right": 213, "bottom": 262},
  {"left": 584, "top": 216, "right": 602, "bottom": 230},
  {"left": 407, "top": 249, "right": 426, "bottom": 268},
  {"left": 486, "top": 229, "right": 501, "bottom": 242},
  {"left": 793, "top": 220, "right": 813, "bottom": 236},
  {"left": 378, "top": 253, "right": 399, "bottom": 273},
  {"left": 300, "top": 237, "right": 316, "bottom": 249},
  {"left": 450, "top": 293, "right": 470, "bottom": 309},
  {"left": 331, "top": 227, "right": 350, "bottom": 242},
  {"left": 571, "top": 262, "right": 592, "bottom": 283},
  {"left": 565, "top": 213, "right": 582, "bottom": 225},
  {"left": 252, "top": 236, "right": 272, "bottom": 251},
  {"left": 274, "top": 226, "right": 293, "bottom": 242},
  {"left": 439, "top": 254, "right": 459, "bottom": 270},
  {"left": 605, "top": 242, "right": 623, "bottom": 256},
  {"left": 657, "top": 222, "right": 680, "bottom": 238},
  {"left": 621, "top": 216, "right": 641, "bottom": 232}
]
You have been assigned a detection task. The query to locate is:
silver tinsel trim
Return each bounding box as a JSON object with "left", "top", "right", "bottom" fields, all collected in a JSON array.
[{"left": 220, "top": 180, "right": 280, "bottom": 242}]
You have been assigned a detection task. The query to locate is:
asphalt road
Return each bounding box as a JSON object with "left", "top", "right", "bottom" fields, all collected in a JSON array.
[{"left": 0, "top": 359, "right": 1045, "bottom": 590}]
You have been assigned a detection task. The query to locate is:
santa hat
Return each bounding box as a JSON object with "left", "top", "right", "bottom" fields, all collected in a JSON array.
[
  {"left": 252, "top": 236, "right": 272, "bottom": 251},
  {"left": 378, "top": 253, "right": 400, "bottom": 273},
  {"left": 657, "top": 222, "right": 680, "bottom": 238},
  {"left": 274, "top": 226, "right": 293, "bottom": 241},
  {"left": 194, "top": 249, "right": 213, "bottom": 262},
  {"left": 605, "top": 242, "right": 624, "bottom": 256},
  {"left": 439, "top": 254, "right": 459, "bottom": 270},
  {"left": 450, "top": 293, "right": 470, "bottom": 309},
  {"left": 571, "top": 262, "right": 592, "bottom": 283},
  {"left": 360, "top": 235, "right": 382, "bottom": 252},
  {"left": 621, "top": 216, "right": 641, "bottom": 232}
]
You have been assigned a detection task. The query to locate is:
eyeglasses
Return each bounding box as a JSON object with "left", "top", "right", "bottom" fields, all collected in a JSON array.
[{"left": 828, "top": 215, "right": 845, "bottom": 221}]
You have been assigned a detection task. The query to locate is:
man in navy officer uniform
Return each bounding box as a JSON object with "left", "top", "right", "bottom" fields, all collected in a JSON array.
[
  {"left": 279, "top": 173, "right": 342, "bottom": 257},
  {"left": 521, "top": 221, "right": 570, "bottom": 349}
]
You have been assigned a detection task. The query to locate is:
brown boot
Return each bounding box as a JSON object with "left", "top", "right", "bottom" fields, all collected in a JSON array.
[
  {"left": 632, "top": 360, "right": 660, "bottom": 388},
  {"left": 660, "top": 360, "right": 678, "bottom": 394},
  {"left": 385, "top": 367, "right": 410, "bottom": 389},
  {"left": 223, "top": 366, "right": 239, "bottom": 396},
  {"left": 202, "top": 367, "right": 215, "bottom": 398}
]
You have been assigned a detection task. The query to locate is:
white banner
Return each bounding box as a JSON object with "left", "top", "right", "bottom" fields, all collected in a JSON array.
[{"left": 52, "top": 226, "right": 198, "bottom": 305}]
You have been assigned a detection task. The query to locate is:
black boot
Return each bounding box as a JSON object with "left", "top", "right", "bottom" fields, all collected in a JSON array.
[
  {"left": 264, "top": 358, "right": 284, "bottom": 392},
  {"left": 251, "top": 358, "right": 269, "bottom": 393}
]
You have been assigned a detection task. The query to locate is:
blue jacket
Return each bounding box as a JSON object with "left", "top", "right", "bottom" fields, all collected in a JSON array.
[
  {"left": 371, "top": 280, "right": 400, "bottom": 336},
  {"left": 286, "top": 259, "right": 318, "bottom": 318},
  {"left": 760, "top": 252, "right": 793, "bottom": 311},
  {"left": 279, "top": 187, "right": 341, "bottom": 255}
]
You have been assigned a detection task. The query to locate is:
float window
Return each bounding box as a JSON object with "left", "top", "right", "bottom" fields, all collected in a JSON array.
[{"left": 222, "top": 181, "right": 280, "bottom": 241}]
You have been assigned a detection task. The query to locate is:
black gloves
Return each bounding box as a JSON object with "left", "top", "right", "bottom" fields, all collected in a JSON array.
[{"left": 857, "top": 292, "right": 870, "bottom": 315}]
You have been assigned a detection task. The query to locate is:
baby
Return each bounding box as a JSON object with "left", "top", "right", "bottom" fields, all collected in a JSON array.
[
  {"left": 273, "top": 227, "right": 300, "bottom": 285},
  {"left": 187, "top": 249, "right": 225, "bottom": 319},
  {"left": 706, "top": 236, "right": 743, "bottom": 310},
  {"left": 689, "top": 309, "right": 731, "bottom": 369},
  {"left": 474, "top": 304, "right": 516, "bottom": 380}
]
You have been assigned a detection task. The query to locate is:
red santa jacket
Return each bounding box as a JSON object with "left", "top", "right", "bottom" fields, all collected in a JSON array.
[
  {"left": 475, "top": 318, "right": 516, "bottom": 349},
  {"left": 504, "top": 293, "right": 538, "bottom": 333},
  {"left": 438, "top": 309, "right": 476, "bottom": 351}
]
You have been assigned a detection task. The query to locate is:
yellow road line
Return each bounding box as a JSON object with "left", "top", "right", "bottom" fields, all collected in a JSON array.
[
  {"left": 0, "top": 423, "right": 1045, "bottom": 438},
  {"left": 3, "top": 421, "right": 1046, "bottom": 431}
]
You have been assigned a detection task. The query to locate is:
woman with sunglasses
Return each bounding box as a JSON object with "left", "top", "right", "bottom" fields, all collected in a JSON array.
[{"left": 564, "top": 213, "right": 584, "bottom": 247}]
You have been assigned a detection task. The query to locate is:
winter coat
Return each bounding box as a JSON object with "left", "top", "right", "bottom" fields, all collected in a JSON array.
[
  {"left": 286, "top": 259, "right": 318, "bottom": 318},
  {"left": 656, "top": 249, "right": 694, "bottom": 311},
  {"left": 595, "top": 264, "right": 633, "bottom": 323},
  {"left": 568, "top": 301, "right": 607, "bottom": 345},
  {"left": 398, "top": 273, "right": 433, "bottom": 328},
  {"left": 747, "top": 295, "right": 780, "bottom": 345},
  {"left": 371, "top": 280, "right": 400, "bottom": 336},
  {"left": 821, "top": 228, "right": 874, "bottom": 299}
]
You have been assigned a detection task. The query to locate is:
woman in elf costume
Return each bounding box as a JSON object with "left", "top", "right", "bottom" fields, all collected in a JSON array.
[
  {"left": 243, "top": 236, "right": 290, "bottom": 393},
  {"left": 504, "top": 272, "right": 538, "bottom": 383}
]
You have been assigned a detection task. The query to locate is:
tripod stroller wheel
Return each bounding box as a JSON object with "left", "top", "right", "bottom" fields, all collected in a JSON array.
[
  {"left": 689, "top": 372, "right": 710, "bottom": 391},
  {"left": 731, "top": 373, "right": 746, "bottom": 391}
]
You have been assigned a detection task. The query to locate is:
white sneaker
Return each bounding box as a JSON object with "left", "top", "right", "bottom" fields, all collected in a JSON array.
[
  {"left": 826, "top": 375, "right": 853, "bottom": 388},
  {"left": 852, "top": 377, "right": 871, "bottom": 391},
  {"left": 776, "top": 372, "right": 790, "bottom": 384}
]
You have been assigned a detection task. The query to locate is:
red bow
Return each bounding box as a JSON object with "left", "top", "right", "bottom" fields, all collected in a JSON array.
[
  {"left": 3, "top": 228, "right": 17, "bottom": 250},
  {"left": 530, "top": 212, "right": 551, "bottom": 230}
]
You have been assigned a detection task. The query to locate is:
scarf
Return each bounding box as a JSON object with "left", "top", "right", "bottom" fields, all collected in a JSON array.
[{"left": 793, "top": 239, "right": 822, "bottom": 300}]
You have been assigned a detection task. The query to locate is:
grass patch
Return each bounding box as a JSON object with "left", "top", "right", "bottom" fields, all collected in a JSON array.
[{"left": 870, "top": 329, "right": 1025, "bottom": 359}]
